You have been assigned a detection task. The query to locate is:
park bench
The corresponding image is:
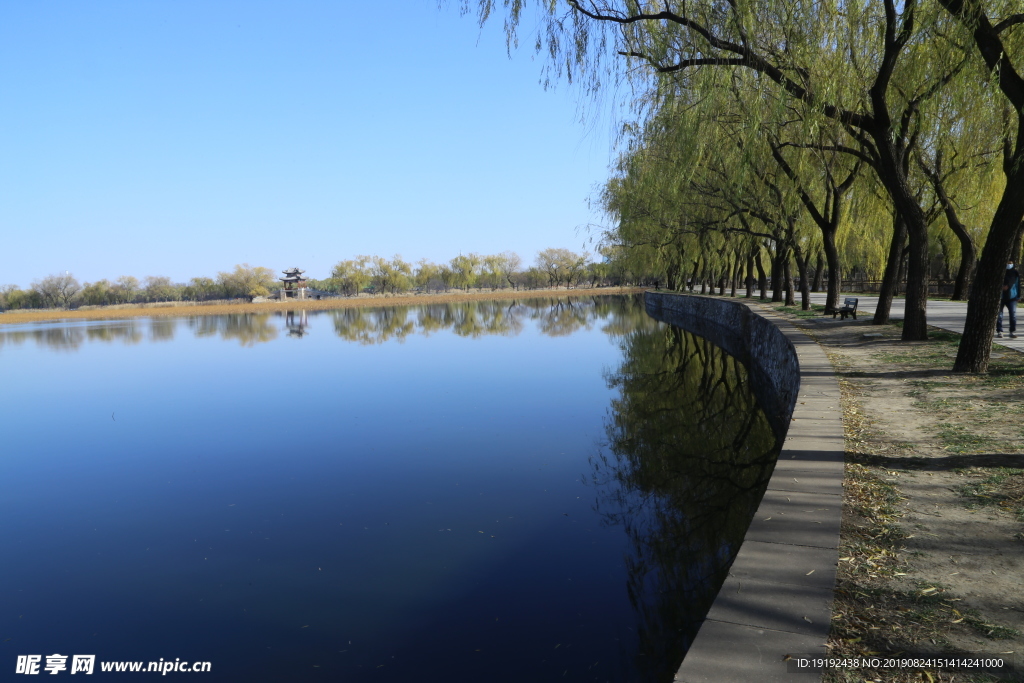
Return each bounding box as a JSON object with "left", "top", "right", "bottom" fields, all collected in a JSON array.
[{"left": 825, "top": 297, "right": 859, "bottom": 320}]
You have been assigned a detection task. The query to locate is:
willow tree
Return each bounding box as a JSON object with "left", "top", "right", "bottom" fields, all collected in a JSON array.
[
  {"left": 932, "top": 0, "right": 1024, "bottom": 372},
  {"left": 599, "top": 103, "right": 727, "bottom": 292},
  {"left": 602, "top": 89, "right": 824, "bottom": 305},
  {"left": 760, "top": 120, "right": 862, "bottom": 312},
  {"left": 464, "top": 1, "right": 1024, "bottom": 366}
]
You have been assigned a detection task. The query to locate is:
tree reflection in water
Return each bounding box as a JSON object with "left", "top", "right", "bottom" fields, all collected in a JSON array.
[
  {"left": 593, "top": 322, "right": 779, "bottom": 681},
  {"left": 326, "top": 295, "right": 652, "bottom": 343},
  {"left": 0, "top": 321, "right": 146, "bottom": 352},
  {"left": 187, "top": 314, "right": 277, "bottom": 347}
]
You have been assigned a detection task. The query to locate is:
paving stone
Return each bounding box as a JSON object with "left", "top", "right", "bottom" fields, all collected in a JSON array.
[
  {"left": 775, "top": 442, "right": 845, "bottom": 464},
  {"left": 766, "top": 469, "right": 843, "bottom": 496},
  {"left": 674, "top": 620, "right": 827, "bottom": 682},
  {"left": 788, "top": 410, "right": 842, "bottom": 420},
  {"left": 727, "top": 540, "right": 838, "bottom": 590},
  {"left": 706, "top": 576, "right": 834, "bottom": 635},
  {"left": 784, "top": 422, "right": 845, "bottom": 438},
  {"left": 772, "top": 456, "right": 844, "bottom": 475},
  {"left": 745, "top": 490, "right": 841, "bottom": 549}
]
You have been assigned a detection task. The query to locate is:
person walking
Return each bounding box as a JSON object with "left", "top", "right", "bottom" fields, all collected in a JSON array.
[{"left": 997, "top": 261, "right": 1020, "bottom": 338}]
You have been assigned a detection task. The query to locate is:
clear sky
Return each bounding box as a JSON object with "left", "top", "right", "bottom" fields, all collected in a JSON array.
[{"left": 0, "top": 1, "right": 618, "bottom": 288}]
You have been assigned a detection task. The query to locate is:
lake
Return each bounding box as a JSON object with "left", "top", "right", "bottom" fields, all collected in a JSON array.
[{"left": 0, "top": 295, "right": 778, "bottom": 682}]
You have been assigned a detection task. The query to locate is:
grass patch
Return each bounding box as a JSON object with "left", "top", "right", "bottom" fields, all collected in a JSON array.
[
  {"left": 975, "top": 363, "right": 1024, "bottom": 389},
  {"left": 929, "top": 330, "right": 962, "bottom": 343},
  {"left": 874, "top": 342, "right": 961, "bottom": 367},
  {"left": 774, "top": 302, "right": 827, "bottom": 318},
  {"left": 958, "top": 467, "right": 1024, "bottom": 520},
  {"left": 831, "top": 378, "right": 1021, "bottom": 681},
  {"left": 866, "top": 325, "right": 984, "bottom": 370},
  {"left": 937, "top": 424, "right": 997, "bottom": 454}
]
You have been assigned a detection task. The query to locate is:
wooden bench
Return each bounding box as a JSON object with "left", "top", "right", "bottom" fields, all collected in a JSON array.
[{"left": 826, "top": 297, "right": 859, "bottom": 320}]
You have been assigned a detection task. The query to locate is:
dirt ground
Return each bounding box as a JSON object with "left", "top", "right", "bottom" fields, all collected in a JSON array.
[
  {"left": 761, "top": 303, "right": 1024, "bottom": 682},
  {"left": 0, "top": 286, "right": 644, "bottom": 325}
]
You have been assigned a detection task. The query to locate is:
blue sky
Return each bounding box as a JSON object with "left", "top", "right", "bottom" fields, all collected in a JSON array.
[{"left": 0, "top": 1, "right": 618, "bottom": 288}]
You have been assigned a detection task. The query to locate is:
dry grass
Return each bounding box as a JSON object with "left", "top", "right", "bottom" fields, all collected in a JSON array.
[{"left": 0, "top": 286, "right": 645, "bottom": 325}]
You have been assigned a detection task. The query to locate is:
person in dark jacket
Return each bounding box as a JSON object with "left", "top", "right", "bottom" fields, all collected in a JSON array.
[{"left": 997, "top": 261, "right": 1020, "bottom": 339}]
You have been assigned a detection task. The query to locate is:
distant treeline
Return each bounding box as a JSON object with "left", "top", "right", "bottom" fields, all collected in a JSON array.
[{"left": 1, "top": 248, "right": 649, "bottom": 311}]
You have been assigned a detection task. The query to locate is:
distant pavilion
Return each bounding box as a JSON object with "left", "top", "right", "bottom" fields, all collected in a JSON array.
[{"left": 279, "top": 267, "right": 308, "bottom": 300}]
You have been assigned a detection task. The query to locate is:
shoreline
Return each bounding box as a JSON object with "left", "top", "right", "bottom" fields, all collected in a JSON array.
[{"left": 0, "top": 286, "right": 645, "bottom": 326}]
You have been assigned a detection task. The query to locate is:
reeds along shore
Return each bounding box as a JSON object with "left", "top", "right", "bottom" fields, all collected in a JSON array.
[{"left": 0, "top": 286, "right": 646, "bottom": 325}]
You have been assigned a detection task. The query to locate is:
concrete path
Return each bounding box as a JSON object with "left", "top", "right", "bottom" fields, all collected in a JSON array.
[{"left": 805, "top": 293, "right": 1024, "bottom": 352}]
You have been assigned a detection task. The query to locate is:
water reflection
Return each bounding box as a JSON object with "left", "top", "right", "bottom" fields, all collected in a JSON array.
[
  {"left": 330, "top": 306, "right": 416, "bottom": 344},
  {"left": 149, "top": 318, "right": 177, "bottom": 343},
  {"left": 187, "top": 314, "right": 278, "bottom": 347},
  {"left": 87, "top": 321, "right": 144, "bottom": 346},
  {"left": 595, "top": 323, "right": 779, "bottom": 680},
  {"left": 0, "top": 321, "right": 146, "bottom": 352},
  {"left": 0, "top": 296, "right": 657, "bottom": 352},
  {"left": 284, "top": 310, "right": 310, "bottom": 338},
  {"left": 329, "top": 297, "right": 655, "bottom": 343}
]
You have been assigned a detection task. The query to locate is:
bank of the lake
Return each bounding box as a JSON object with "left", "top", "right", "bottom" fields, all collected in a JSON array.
[
  {"left": 0, "top": 286, "right": 645, "bottom": 326},
  {"left": 748, "top": 297, "right": 1024, "bottom": 683}
]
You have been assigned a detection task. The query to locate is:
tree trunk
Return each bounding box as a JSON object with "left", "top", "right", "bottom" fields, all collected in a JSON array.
[
  {"left": 688, "top": 259, "right": 700, "bottom": 292},
  {"left": 793, "top": 245, "right": 812, "bottom": 310},
  {"left": 822, "top": 227, "right": 842, "bottom": 312},
  {"left": 756, "top": 252, "right": 768, "bottom": 299},
  {"left": 666, "top": 260, "right": 679, "bottom": 291},
  {"left": 729, "top": 253, "right": 739, "bottom": 297},
  {"left": 745, "top": 253, "right": 755, "bottom": 298},
  {"left": 771, "top": 247, "right": 785, "bottom": 302},
  {"left": 873, "top": 214, "right": 908, "bottom": 324},
  {"left": 935, "top": 0, "right": 1024, "bottom": 370},
  {"left": 896, "top": 245, "right": 909, "bottom": 296},
  {"left": 783, "top": 257, "right": 796, "bottom": 307},
  {"left": 954, "top": 211, "right": 1024, "bottom": 372},
  {"left": 1012, "top": 224, "right": 1023, "bottom": 271},
  {"left": 865, "top": 121, "right": 930, "bottom": 340},
  {"left": 903, "top": 222, "right": 931, "bottom": 340},
  {"left": 812, "top": 250, "right": 824, "bottom": 293},
  {"left": 951, "top": 236, "right": 977, "bottom": 301},
  {"left": 929, "top": 166, "right": 978, "bottom": 302}
]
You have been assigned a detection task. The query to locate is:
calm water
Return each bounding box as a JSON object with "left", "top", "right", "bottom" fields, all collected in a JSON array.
[{"left": 0, "top": 295, "right": 778, "bottom": 682}]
